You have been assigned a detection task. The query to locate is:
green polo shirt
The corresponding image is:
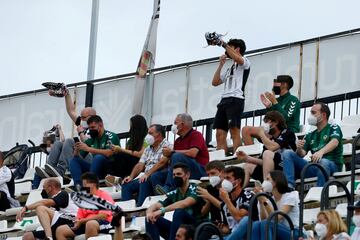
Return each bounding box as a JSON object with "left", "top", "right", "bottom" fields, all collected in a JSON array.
[
  {"left": 304, "top": 123, "right": 344, "bottom": 170},
  {"left": 80, "top": 130, "right": 120, "bottom": 159},
  {"left": 159, "top": 183, "right": 206, "bottom": 222},
  {"left": 269, "top": 92, "right": 300, "bottom": 133}
]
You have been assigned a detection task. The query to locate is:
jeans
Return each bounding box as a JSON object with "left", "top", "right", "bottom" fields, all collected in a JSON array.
[
  {"left": 121, "top": 178, "right": 154, "bottom": 207},
  {"left": 282, "top": 150, "right": 339, "bottom": 187},
  {"left": 145, "top": 209, "right": 196, "bottom": 240},
  {"left": 252, "top": 220, "right": 299, "bottom": 240},
  {"left": 149, "top": 169, "right": 168, "bottom": 191},
  {"left": 225, "top": 216, "right": 249, "bottom": 240},
  {"left": 47, "top": 139, "right": 74, "bottom": 176},
  {"left": 69, "top": 154, "right": 109, "bottom": 186},
  {"left": 164, "top": 153, "right": 206, "bottom": 190}
]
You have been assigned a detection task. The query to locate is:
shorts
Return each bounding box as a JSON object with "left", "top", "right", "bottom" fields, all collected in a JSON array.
[
  {"left": 213, "top": 97, "right": 244, "bottom": 131},
  {"left": 70, "top": 219, "right": 112, "bottom": 235},
  {"left": 32, "top": 216, "right": 73, "bottom": 239}
]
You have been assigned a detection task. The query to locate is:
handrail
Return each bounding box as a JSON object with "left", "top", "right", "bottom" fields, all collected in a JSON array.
[
  {"left": 320, "top": 179, "right": 352, "bottom": 232},
  {"left": 247, "top": 192, "right": 278, "bottom": 240},
  {"left": 351, "top": 134, "right": 360, "bottom": 205},
  {"left": 299, "top": 163, "right": 329, "bottom": 236},
  {"left": 265, "top": 211, "right": 295, "bottom": 240}
]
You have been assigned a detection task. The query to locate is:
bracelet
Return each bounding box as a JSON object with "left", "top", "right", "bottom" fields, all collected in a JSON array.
[{"left": 160, "top": 207, "right": 166, "bottom": 215}]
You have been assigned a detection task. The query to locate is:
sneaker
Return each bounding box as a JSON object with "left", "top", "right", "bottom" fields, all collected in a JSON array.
[
  {"left": 105, "top": 175, "right": 122, "bottom": 187},
  {"left": 35, "top": 166, "right": 50, "bottom": 179},
  {"left": 42, "top": 82, "right": 68, "bottom": 97},
  {"left": 45, "top": 164, "right": 61, "bottom": 177},
  {"left": 155, "top": 184, "right": 167, "bottom": 195}
]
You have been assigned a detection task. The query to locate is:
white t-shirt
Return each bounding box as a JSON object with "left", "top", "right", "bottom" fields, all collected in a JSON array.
[
  {"left": 351, "top": 228, "right": 360, "bottom": 240},
  {"left": 276, "top": 191, "right": 299, "bottom": 228},
  {"left": 220, "top": 57, "right": 251, "bottom": 99},
  {"left": 0, "top": 166, "right": 12, "bottom": 198}
]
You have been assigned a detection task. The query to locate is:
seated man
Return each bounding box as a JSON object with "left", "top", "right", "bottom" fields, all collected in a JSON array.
[
  {"left": 69, "top": 115, "right": 120, "bottom": 187},
  {"left": 218, "top": 166, "right": 258, "bottom": 237},
  {"left": 197, "top": 160, "right": 225, "bottom": 224},
  {"left": 121, "top": 124, "right": 170, "bottom": 206},
  {"left": 0, "top": 151, "right": 20, "bottom": 211},
  {"left": 238, "top": 111, "right": 296, "bottom": 186},
  {"left": 282, "top": 102, "right": 343, "bottom": 188},
  {"left": 19, "top": 178, "right": 78, "bottom": 240},
  {"left": 242, "top": 75, "right": 300, "bottom": 145},
  {"left": 146, "top": 163, "right": 206, "bottom": 240},
  {"left": 56, "top": 173, "right": 114, "bottom": 240},
  {"left": 158, "top": 113, "right": 209, "bottom": 191}
]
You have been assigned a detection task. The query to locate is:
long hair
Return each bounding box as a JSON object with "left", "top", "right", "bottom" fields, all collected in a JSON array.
[
  {"left": 269, "top": 170, "right": 290, "bottom": 194},
  {"left": 317, "top": 210, "right": 347, "bottom": 238},
  {"left": 128, "top": 115, "right": 148, "bottom": 151}
]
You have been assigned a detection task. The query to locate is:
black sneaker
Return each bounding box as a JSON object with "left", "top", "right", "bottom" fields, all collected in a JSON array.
[
  {"left": 42, "top": 82, "right": 68, "bottom": 97},
  {"left": 35, "top": 166, "right": 50, "bottom": 179},
  {"left": 155, "top": 184, "right": 168, "bottom": 195},
  {"left": 45, "top": 164, "right": 61, "bottom": 177}
]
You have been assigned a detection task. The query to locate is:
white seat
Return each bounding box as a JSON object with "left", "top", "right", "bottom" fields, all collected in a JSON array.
[
  {"left": 235, "top": 143, "right": 263, "bottom": 156},
  {"left": 115, "top": 199, "right": 136, "bottom": 210},
  {"left": 88, "top": 235, "right": 112, "bottom": 240},
  {"left": 100, "top": 186, "right": 121, "bottom": 200},
  {"left": 303, "top": 207, "right": 320, "bottom": 224},
  {"left": 209, "top": 149, "right": 226, "bottom": 161},
  {"left": 15, "top": 168, "right": 36, "bottom": 183},
  {"left": 25, "top": 190, "right": 43, "bottom": 206},
  {"left": 14, "top": 181, "right": 32, "bottom": 197},
  {"left": 142, "top": 195, "right": 166, "bottom": 208},
  {"left": 304, "top": 185, "right": 339, "bottom": 203}
]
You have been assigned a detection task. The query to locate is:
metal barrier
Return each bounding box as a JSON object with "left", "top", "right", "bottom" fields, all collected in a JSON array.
[
  {"left": 299, "top": 163, "right": 329, "bottom": 236},
  {"left": 265, "top": 211, "right": 295, "bottom": 240},
  {"left": 320, "top": 179, "right": 352, "bottom": 231},
  {"left": 247, "top": 192, "right": 278, "bottom": 240}
]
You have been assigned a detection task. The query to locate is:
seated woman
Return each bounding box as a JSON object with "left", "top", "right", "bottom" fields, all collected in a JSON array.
[
  {"left": 226, "top": 170, "right": 300, "bottom": 240},
  {"left": 106, "top": 115, "right": 148, "bottom": 182},
  {"left": 311, "top": 210, "right": 350, "bottom": 240}
]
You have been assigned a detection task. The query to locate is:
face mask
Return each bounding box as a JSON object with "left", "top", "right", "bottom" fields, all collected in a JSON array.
[
  {"left": 174, "top": 176, "right": 184, "bottom": 188},
  {"left": 171, "top": 124, "right": 178, "bottom": 135},
  {"left": 262, "top": 180, "right": 273, "bottom": 193},
  {"left": 262, "top": 122, "right": 271, "bottom": 134},
  {"left": 145, "top": 134, "right": 155, "bottom": 146},
  {"left": 221, "top": 179, "right": 234, "bottom": 193},
  {"left": 80, "top": 187, "right": 91, "bottom": 193},
  {"left": 308, "top": 114, "right": 320, "bottom": 126},
  {"left": 272, "top": 86, "right": 281, "bottom": 95},
  {"left": 353, "top": 215, "right": 360, "bottom": 227},
  {"left": 89, "top": 129, "right": 99, "bottom": 138},
  {"left": 41, "top": 189, "right": 49, "bottom": 199},
  {"left": 314, "top": 223, "right": 327, "bottom": 239},
  {"left": 81, "top": 120, "right": 88, "bottom": 129},
  {"left": 209, "top": 176, "right": 221, "bottom": 187}
]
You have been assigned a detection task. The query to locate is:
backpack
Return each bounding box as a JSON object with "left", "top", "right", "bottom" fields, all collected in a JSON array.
[{"left": 3, "top": 144, "right": 31, "bottom": 179}]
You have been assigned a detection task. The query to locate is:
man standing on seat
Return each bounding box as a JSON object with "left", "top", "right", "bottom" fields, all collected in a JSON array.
[
  {"left": 282, "top": 102, "right": 343, "bottom": 188},
  {"left": 159, "top": 113, "right": 209, "bottom": 192},
  {"left": 211, "top": 38, "right": 250, "bottom": 153}
]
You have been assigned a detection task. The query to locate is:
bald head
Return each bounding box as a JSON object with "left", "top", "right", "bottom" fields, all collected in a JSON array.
[{"left": 80, "top": 107, "right": 96, "bottom": 121}]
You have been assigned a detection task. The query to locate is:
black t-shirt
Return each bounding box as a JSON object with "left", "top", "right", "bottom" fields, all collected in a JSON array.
[
  {"left": 52, "top": 191, "right": 69, "bottom": 211},
  {"left": 260, "top": 128, "right": 296, "bottom": 157},
  {"left": 206, "top": 185, "right": 222, "bottom": 223}
]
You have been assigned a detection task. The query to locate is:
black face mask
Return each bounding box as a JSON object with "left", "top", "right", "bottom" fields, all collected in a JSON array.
[
  {"left": 174, "top": 176, "right": 184, "bottom": 188},
  {"left": 89, "top": 129, "right": 99, "bottom": 138},
  {"left": 41, "top": 189, "right": 49, "bottom": 199},
  {"left": 272, "top": 86, "right": 281, "bottom": 95},
  {"left": 80, "top": 187, "right": 91, "bottom": 193}
]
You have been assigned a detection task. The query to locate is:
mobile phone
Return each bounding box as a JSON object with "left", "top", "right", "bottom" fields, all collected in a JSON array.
[{"left": 73, "top": 137, "right": 80, "bottom": 143}]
